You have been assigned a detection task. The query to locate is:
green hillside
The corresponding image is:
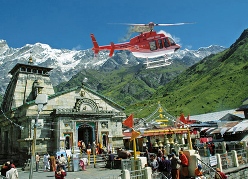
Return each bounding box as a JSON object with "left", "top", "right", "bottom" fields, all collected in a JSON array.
[
  {"left": 125, "top": 29, "right": 248, "bottom": 117},
  {"left": 55, "top": 60, "right": 187, "bottom": 107}
]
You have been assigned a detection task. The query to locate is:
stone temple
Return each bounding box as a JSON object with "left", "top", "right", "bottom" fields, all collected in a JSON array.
[{"left": 0, "top": 57, "right": 126, "bottom": 165}]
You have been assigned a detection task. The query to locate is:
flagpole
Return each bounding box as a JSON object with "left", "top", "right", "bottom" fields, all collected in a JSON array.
[
  {"left": 133, "top": 138, "right": 137, "bottom": 160},
  {"left": 123, "top": 114, "right": 138, "bottom": 160}
]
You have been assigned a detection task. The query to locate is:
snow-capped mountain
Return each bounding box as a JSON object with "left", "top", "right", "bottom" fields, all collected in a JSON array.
[{"left": 0, "top": 39, "right": 226, "bottom": 95}]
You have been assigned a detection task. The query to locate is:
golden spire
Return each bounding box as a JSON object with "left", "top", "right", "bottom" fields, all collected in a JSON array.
[{"left": 28, "top": 51, "right": 33, "bottom": 64}]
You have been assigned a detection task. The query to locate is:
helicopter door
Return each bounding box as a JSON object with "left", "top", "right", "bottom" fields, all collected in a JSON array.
[
  {"left": 163, "top": 38, "right": 170, "bottom": 48},
  {"left": 158, "top": 39, "right": 163, "bottom": 49},
  {"left": 149, "top": 40, "right": 157, "bottom": 51}
]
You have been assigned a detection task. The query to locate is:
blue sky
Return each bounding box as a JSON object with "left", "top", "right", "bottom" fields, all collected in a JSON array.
[{"left": 0, "top": 0, "right": 248, "bottom": 51}]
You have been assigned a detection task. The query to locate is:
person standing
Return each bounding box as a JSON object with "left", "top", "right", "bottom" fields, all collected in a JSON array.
[
  {"left": 81, "top": 141, "right": 86, "bottom": 152},
  {"left": 6, "top": 165, "right": 18, "bottom": 179},
  {"left": 144, "top": 148, "right": 150, "bottom": 163},
  {"left": 179, "top": 151, "right": 189, "bottom": 179},
  {"left": 35, "top": 153, "right": 40, "bottom": 172},
  {"left": 164, "top": 155, "right": 172, "bottom": 179},
  {"left": 78, "top": 140, "right": 82, "bottom": 151},
  {"left": 208, "top": 143, "right": 213, "bottom": 156},
  {"left": 157, "top": 152, "right": 165, "bottom": 173},
  {"left": 108, "top": 151, "right": 115, "bottom": 170},
  {"left": 58, "top": 154, "right": 67, "bottom": 171},
  {"left": 149, "top": 154, "right": 159, "bottom": 173},
  {"left": 43, "top": 153, "right": 50, "bottom": 171},
  {"left": 211, "top": 142, "right": 216, "bottom": 156},
  {"left": 215, "top": 168, "right": 227, "bottom": 179},
  {"left": 170, "top": 153, "right": 181, "bottom": 179},
  {"left": 49, "top": 156, "right": 56, "bottom": 171}
]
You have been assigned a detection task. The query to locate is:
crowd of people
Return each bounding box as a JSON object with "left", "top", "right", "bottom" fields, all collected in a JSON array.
[
  {"left": 16, "top": 152, "right": 69, "bottom": 179},
  {"left": 0, "top": 161, "right": 18, "bottom": 179},
  {"left": 1, "top": 145, "right": 229, "bottom": 179},
  {"left": 33, "top": 152, "right": 68, "bottom": 179},
  {"left": 145, "top": 148, "right": 227, "bottom": 179}
]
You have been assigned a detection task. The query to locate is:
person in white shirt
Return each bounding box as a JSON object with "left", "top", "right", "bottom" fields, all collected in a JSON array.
[
  {"left": 6, "top": 165, "right": 18, "bottom": 179},
  {"left": 43, "top": 153, "right": 50, "bottom": 171},
  {"left": 58, "top": 154, "right": 67, "bottom": 171}
]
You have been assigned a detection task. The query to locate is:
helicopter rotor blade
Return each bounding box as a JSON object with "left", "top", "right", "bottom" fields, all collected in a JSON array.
[
  {"left": 154, "top": 22, "right": 195, "bottom": 26},
  {"left": 109, "top": 22, "right": 194, "bottom": 27},
  {"left": 108, "top": 23, "right": 148, "bottom": 26}
]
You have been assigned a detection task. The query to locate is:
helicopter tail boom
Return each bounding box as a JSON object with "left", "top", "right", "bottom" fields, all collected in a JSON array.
[
  {"left": 90, "top": 34, "right": 116, "bottom": 57},
  {"left": 90, "top": 34, "right": 100, "bottom": 55}
]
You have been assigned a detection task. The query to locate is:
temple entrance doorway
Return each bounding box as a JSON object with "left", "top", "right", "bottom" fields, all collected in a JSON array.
[
  {"left": 63, "top": 132, "right": 73, "bottom": 150},
  {"left": 78, "top": 124, "right": 94, "bottom": 148}
]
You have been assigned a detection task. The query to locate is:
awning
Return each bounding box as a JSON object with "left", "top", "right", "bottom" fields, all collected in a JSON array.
[
  {"left": 241, "top": 134, "right": 248, "bottom": 142},
  {"left": 200, "top": 127, "right": 210, "bottom": 132},
  {"left": 210, "top": 121, "right": 240, "bottom": 135},
  {"left": 220, "top": 127, "right": 228, "bottom": 136},
  {"left": 205, "top": 127, "right": 217, "bottom": 134},
  {"left": 227, "top": 120, "right": 248, "bottom": 133},
  {"left": 210, "top": 128, "right": 222, "bottom": 134},
  {"left": 210, "top": 127, "right": 228, "bottom": 135}
]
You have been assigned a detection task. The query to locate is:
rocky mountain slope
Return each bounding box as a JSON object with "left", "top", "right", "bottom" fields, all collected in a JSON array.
[{"left": 0, "top": 39, "right": 225, "bottom": 98}]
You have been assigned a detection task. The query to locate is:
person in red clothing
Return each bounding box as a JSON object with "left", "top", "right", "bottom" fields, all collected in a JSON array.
[
  {"left": 179, "top": 151, "right": 189, "bottom": 179},
  {"left": 215, "top": 168, "right": 227, "bottom": 179},
  {"left": 1, "top": 162, "right": 9, "bottom": 177},
  {"left": 55, "top": 165, "right": 66, "bottom": 179}
]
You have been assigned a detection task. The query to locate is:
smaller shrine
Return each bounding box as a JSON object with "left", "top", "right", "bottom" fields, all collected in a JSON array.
[{"left": 122, "top": 102, "right": 193, "bottom": 156}]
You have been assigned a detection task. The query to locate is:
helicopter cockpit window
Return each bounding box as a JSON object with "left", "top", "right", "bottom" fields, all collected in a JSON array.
[
  {"left": 168, "top": 37, "right": 176, "bottom": 46},
  {"left": 163, "top": 38, "right": 170, "bottom": 48},
  {"left": 149, "top": 40, "right": 157, "bottom": 51},
  {"left": 158, "top": 39, "right": 163, "bottom": 49}
]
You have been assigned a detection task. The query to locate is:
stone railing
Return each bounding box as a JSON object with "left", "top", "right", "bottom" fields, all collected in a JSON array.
[{"left": 198, "top": 148, "right": 248, "bottom": 179}]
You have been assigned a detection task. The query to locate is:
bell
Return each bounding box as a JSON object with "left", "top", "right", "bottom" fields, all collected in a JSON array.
[
  {"left": 153, "top": 141, "right": 159, "bottom": 148},
  {"left": 169, "top": 137, "right": 174, "bottom": 144},
  {"left": 158, "top": 141, "right": 163, "bottom": 148},
  {"left": 164, "top": 136, "right": 170, "bottom": 144}
]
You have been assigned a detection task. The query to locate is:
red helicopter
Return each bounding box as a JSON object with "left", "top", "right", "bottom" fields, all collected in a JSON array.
[{"left": 90, "top": 22, "right": 192, "bottom": 68}]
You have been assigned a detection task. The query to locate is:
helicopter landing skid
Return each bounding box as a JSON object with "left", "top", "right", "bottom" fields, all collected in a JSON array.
[{"left": 146, "top": 55, "right": 171, "bottom": 69}]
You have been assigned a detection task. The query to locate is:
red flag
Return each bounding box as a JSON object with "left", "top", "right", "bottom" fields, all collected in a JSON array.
[
  {"left": 186, "top": 114, "right": 190, "bottom": 121},
  {"left": 179, "top": 113, "right": 186, "bottom": 123},
  {"left": 123, "top": 114, "right": 133, "bottom": 128}
]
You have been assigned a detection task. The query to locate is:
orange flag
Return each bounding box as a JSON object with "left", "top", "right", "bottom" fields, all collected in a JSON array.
[
  {"left": 123, "top": 114, "right": 134, "bottom": 128},
  {"left": 130, "top": 130, "right": 140, "bottom": 141}
]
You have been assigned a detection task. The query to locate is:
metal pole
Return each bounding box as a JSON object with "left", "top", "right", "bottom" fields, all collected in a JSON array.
[
  {"left": 29, "top": 111, "right": 40, "bottom": 179},
  {"left": 93, "top": 143, "right": 96, "bottom": 168},
  {"left": 133, "top": 138, "right": 137, "bottom": 160},
  {"left": 187, "top": 128, "right": 193, "bottom": 150}
]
